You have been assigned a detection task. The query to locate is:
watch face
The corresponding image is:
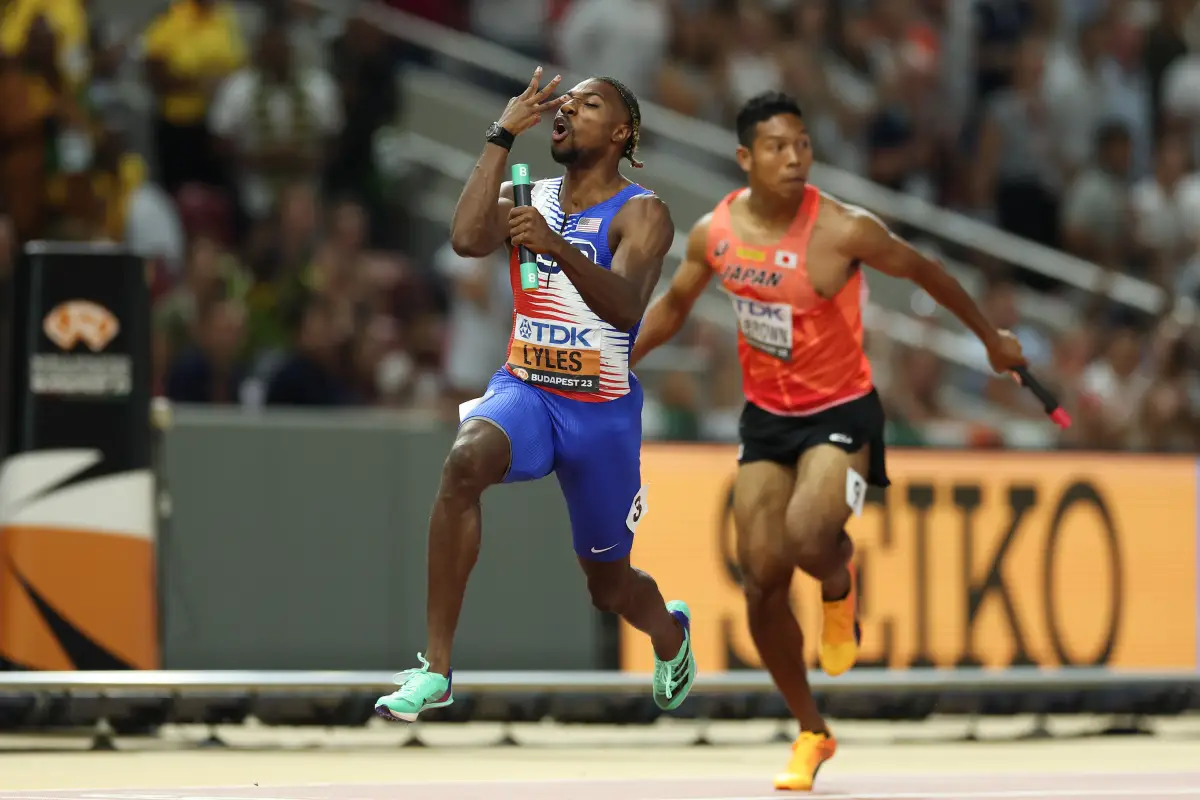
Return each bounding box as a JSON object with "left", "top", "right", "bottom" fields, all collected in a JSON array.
[{"left": 486, "top": 123, "right": 501, "bottom": 138}]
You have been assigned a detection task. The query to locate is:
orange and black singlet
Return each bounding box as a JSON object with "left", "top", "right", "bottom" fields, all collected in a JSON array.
[{"left": 706, "top": 185, "right": 873, "bottom": 416}]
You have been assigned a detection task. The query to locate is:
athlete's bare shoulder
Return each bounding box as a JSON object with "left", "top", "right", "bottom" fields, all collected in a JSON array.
[
  {"left": 812, "top": 192, "right": 877, "bottom": 237},
  {"left": 814, "top": 194, "right": 893, "bottom": 257},
  {"left": 614, "top": 192, "right": 674, "bottom": 241}
]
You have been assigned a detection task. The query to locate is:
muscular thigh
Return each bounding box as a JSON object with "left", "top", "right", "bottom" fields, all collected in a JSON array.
[
  {"left": 461, "top": 370, "right": 554, "bottom": 482},
  {"left": 786, "top": 443, "right": 871, "bottom": 546},
  {"left": 553, "top": 386, "right": 644, "bottom": 563},
  {"left": 732, "top": 460, "right": 795, "bottom": 588}
]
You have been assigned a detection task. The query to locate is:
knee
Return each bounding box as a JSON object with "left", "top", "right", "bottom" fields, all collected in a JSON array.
[
  {"left": 790, "top": 524, "right": 853, "bottom": 580},
  {"left": 440, "top": 430, "right": 504, "bottom": 498},
  {"left": 586, "top": 570, "right": 631, "bottom": 616},
  {"left": 741, "top": 563, "right": 789, "bottom": 619},
  {"left": 785, "top": 504, "right": 851, "bottom": 574}
]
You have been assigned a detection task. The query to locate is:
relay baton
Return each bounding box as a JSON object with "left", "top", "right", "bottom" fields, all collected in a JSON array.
[
  {"left": 512, "top": 164, "right": 539, "bottom": 291},
  {"left": 1013, "top": 366, "right": 1072, "bottom": 429}
]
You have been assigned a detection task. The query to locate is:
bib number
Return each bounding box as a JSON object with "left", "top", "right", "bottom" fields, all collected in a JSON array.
[
  {"left": 626, "top": 484, "right": 649, "bottom": 533},
  {"left": 729, "top": 295, "right": 793, "bottom": 361}
]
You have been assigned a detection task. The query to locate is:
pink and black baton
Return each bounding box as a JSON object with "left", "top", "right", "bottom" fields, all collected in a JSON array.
[{"left": 1013, "top": 366, "right": 1072, "bottom": 429}]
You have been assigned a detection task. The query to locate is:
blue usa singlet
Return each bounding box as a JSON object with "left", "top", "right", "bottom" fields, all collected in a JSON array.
[{"left": 461, "top": 176, "right": 660, "bottom": 561}]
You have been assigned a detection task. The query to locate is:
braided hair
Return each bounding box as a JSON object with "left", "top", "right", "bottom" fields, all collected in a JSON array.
[{"left": 593, "top": 76, "right": 644, "bottom": 169}]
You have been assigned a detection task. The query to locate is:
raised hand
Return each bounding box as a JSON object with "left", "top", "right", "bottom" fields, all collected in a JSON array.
[{"left": 497, "top": 67, "right": 569, "bottom": 136}]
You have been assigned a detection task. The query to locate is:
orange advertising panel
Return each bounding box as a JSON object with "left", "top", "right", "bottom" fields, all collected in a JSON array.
[{"left": 621, "top": 446, "right": 1199, "bottom": 673}]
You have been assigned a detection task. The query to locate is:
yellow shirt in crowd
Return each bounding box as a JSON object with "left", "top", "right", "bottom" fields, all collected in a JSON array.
[
  {"left": 143, "top": 0, "right": 245, "bottom": 125},
  {"left": 0, "top": 0, "right": 89, "bottom": 88}
]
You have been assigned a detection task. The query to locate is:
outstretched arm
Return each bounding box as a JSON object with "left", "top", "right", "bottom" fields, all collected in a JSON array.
[
  {"left": 845, "top": 208, "right": 1026, "bottom": 372},
  {"left": 630, "top": 214, "right": 714, "bottom": 367},
  {"left": 515, "top": 195, "right": 674, "bottom": 331}
]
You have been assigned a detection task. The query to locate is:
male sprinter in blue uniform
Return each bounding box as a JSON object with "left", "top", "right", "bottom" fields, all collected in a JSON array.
[{"left": 375, "top": 68, "right": 696, "bottom": 721}]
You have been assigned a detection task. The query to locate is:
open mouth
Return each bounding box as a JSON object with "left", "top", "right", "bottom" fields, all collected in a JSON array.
[{"left": 551, "top": 116, "right": 570, "bottom": 143}]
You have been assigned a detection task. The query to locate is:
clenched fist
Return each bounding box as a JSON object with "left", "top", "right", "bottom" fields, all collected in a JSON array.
[{"left": 509, "top": 206, "right": 562, "bottom": 254}]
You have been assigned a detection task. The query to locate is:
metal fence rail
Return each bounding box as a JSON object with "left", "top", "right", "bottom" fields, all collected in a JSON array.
[
  {"left": 1, "top": 668, "right": 1196, "bottom": 750},
  {"left": 1, "top": 667, "right": 1197, "bottom": 694}
]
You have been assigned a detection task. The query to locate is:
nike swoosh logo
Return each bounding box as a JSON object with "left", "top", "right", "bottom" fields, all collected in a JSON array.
[{"left": 591, "top": 543, "right": 619, "bottom": 553}]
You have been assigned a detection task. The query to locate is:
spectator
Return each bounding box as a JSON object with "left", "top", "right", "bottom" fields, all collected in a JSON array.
[
  {"left": 712, "top": 2, "right": 786, "bottom": 116},
  {"left": 142, "top": 0, "right": 246, "bottom": 195},
  {"left": 1160, "top": 4, "right": 1200, "bottom": 164},
  {"left": 972, "top": 34, "right": 1067, "bottom": 262},
  {"left": 882, "top": 345, "right": 948, "bottom": 445},
  {"left": 1060, "top": 121, "right": 1135, "bottom": 272},
  {"left": 434, "top": 241, "right": 512, "bottom": 407},
  {"left": 468, "top": 0, "right": 551, "bottom": 61},
  {"left": 18, "top": 14, "right": 98, "bottom": 241},
  {"left": 310, "top": 197, "right": 392, "bottom": 344},
  {"left": 0, "top": 17, "right": 64, "bottom": 243},
  {"left": 1142, "top": 0, "right": 1194, "bottom": 135},
  {"left": 347, "top": 313, "right": 408, "bottom": 406},
  {"left": 1131, "top": 131, "right": 1200, "bottom": 287},
  {"left": 778, "top": 2, "right": 873, "bottom": 174},
  {"left": 1047, "top": 324, "right": 1098, "bottom": 438},
  {"left": 265, "top": 291, "right": 354, "bottom": 407},
  {"left": 208, "top": 18, "right": 342, "bottom": 223},
  {"left": 91, "top": 119, "right": 186, "bottom": 277},
  {"left": 154, "top": 235, "right": 250, "bottom": 383},
  {"left": 236, "top": 0, "right": 332, "bottom": 71},
  {"left": 325, "top": 16, "right": 396, "bottom": 241},
  {"left": 0, "top": 0, "right": 88, "bottom": 92},
  {"left": 164, "top": 297, "right": 248, "bottom": 404},
  {"left": 1045, "top": 13, "right": 1150, "bottom": 176},
  {"left": 556, "top": 0, "right": 670, "bottom": 99},
  {"left": 242, "top": 182, "right": 322, "bottom": 362},
  {"left": 971, "top": 0, "right": 1039, "bottom": 105},
  {"left": 1078, "top": 324, "right": 1150, "bottom": 448},
  {"left": 655, "top": 6, "right": 724, "bottom": 125},
  {"left": 1138, "top": 322, "right": 1200, "bottom": 451}
]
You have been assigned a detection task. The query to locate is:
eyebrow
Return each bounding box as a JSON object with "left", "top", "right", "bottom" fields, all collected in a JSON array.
[{"left": 568, "top": 91, "right": 605, "bottom": 101}]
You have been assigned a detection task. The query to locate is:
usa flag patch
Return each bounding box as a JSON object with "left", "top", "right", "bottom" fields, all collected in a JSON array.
[{"left": 575, "top": 217, "right": 602, "bottom": 233}]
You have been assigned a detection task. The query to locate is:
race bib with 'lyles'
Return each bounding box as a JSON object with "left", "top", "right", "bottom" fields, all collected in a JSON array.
[{"left": 507, "top": 314, "right": 602, "bottom": 391}]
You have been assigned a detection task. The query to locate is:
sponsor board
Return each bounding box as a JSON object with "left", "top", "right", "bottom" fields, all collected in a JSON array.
[{"left": 621, "top": 446, "right": 1199, "bottom": 672}]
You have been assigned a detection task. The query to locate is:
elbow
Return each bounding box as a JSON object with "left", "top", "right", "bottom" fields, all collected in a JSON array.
[{"left": 450, "top": 231, "right": 490, "bottom": 259}]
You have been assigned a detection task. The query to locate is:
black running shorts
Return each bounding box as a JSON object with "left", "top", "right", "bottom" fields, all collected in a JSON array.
[{"left": 737, "top": 389, "right": 891, "bottom": 488}]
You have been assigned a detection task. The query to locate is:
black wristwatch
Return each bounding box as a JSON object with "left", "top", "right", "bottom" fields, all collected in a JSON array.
[{"left": 486, "top": 122, "right": 515, "bottom": 151}]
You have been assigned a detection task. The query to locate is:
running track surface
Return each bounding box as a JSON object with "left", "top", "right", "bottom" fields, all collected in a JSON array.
[
  {"left": 3, "top": 774, "right": 1200, "bottom": 800},
  {"left": 2, "top": 721, "right": 1199, "bottom": 799}
]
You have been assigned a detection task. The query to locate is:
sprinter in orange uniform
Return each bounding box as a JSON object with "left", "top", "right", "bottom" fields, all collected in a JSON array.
[{"left": 631, "top": 91, "right": 1027, "bottom": 791}]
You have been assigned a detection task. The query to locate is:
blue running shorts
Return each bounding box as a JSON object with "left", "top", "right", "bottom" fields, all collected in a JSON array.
[{"left": 460, "top": 368, "right": 647, "bottom": 561}]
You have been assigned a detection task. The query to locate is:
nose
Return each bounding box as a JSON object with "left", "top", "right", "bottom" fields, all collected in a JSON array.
[{"left": 560, "top": 97, "right": 579, "bottom": 116}]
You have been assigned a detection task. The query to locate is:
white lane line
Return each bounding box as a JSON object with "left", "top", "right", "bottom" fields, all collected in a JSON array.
[{"left": 652, "top": 789, "right": 1200, "bottom": 800}]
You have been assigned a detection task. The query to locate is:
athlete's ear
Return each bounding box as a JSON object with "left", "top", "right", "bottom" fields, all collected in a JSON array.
[
  {"left": 735, "top": 145, "right": 752, "bottom": 174},
  {"left": 612, "top": 122, "right": 630, "bottom": 146}
]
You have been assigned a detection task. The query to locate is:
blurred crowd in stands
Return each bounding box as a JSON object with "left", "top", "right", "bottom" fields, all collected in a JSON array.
[{"left": 0, "top": 0, "right": 1197, "bottom": 451}]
